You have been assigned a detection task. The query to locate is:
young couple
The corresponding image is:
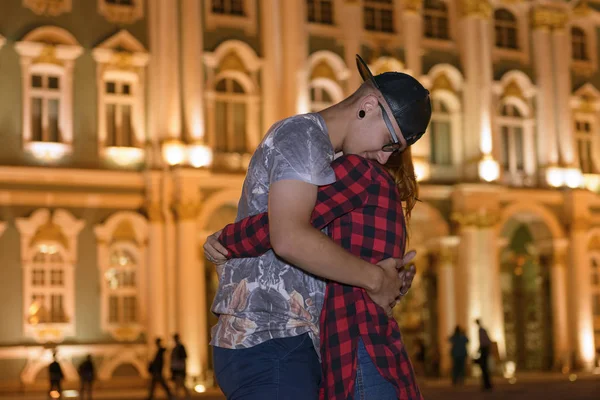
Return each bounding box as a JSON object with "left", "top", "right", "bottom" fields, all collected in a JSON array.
[{"left": 203, "top": 55, "right": 432, "bottom": 400}]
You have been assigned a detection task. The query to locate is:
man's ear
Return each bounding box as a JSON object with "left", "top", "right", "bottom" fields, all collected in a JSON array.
[{"left": 359, "top": 94, "right": 379, "bottom": 115}]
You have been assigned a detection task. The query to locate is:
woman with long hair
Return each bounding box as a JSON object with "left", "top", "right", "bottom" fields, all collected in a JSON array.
[{"left": 206, "top": 146, "right": 423, "bottom": 399}]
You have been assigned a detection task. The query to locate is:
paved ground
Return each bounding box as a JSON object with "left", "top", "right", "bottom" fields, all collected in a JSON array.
[{"left": 2, "top": 375, "right": 598, "bottom": 399}]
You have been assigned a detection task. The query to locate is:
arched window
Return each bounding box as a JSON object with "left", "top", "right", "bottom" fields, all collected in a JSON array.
[
  {"left": 28, "top": 245, "right": 69, "bottom": 325},
  {"left": 494, "top": 9, "right": 518, "bottom": 49},
  {"left": 572, "top": 27, "right": 588, "bottom": 61},
  {"left": 212, "top": 0, "right": 245, "bottom": 16},
  {"left": 423, "top": 0, "right": 449, "bottom": 40},
  {"left": 574, "top": 117, "right": 595, "bottom": 174},
  {"left": 499, "top": 103, "right": 525, "bottom": 175},
  {"left": 215, "top": 76, "right": 249, "bottom": 153},
  {"left": 105, "top": 244, "right": 139, "bottom": 325},
  {"left": 429, "top": 97, "right": 452, "bottom": 165}
]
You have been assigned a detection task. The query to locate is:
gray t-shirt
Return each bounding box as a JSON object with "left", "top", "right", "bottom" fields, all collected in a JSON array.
[{"left": 210, "top": 113, "right": 336, "bottom": 356}]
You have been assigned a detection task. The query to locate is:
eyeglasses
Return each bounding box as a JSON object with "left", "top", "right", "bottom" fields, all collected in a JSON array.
[{"left": 378, "top": 102, "right": 403, "bottom": 153}]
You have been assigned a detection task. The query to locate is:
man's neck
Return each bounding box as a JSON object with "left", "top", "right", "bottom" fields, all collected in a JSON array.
[{"left": 318, "top": 106, "right": 349, "bottom": 153}]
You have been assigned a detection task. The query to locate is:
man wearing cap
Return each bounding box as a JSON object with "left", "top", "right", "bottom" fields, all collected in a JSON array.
[{"left": 208, "top": 55, "right": 431, "bottom": 399}]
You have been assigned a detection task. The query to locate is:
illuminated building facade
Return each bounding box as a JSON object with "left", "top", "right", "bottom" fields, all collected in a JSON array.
[{"left": 0, "top": 0, "right": 599, "bottom": 391}]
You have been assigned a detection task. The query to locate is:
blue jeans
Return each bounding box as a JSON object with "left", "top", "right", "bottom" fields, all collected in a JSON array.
[
  {"left": 354, "top": 339, "right": 397, "bottom": 400},
  {"left": 213, "top": 333, "right": 321, "bottom": 400}
]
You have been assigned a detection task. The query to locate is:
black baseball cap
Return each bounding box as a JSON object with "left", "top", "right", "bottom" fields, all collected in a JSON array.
[{"left": 356, "top": 54, "right": 431, "bottom": 146}]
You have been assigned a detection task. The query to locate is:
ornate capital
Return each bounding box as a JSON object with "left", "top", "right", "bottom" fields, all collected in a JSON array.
[
  {"left": 460, "top": 0, "right": 493, "bottom": 19},
  {"left": 531, "top": 7, "right": 568, "bottom": 31},
  {"left": 23, "top": 0, "right": 71, "bottom": 16},
  {"left": 451, "top": 209, "right": 500, "bottom": 228},
  {"left": 404, "top": 0, "right": 423, "bottom": 13},
  {"left": 174, "top": 202, "right": 200, "bottom": 221}
]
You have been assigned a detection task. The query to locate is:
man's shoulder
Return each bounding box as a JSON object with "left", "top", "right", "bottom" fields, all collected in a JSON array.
[{"left": 267, "top": 113, "right": 327, "bottom": 143}]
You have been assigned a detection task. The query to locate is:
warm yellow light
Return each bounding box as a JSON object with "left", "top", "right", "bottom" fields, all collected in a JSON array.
[
  {"left": 63, "top": 390, "right": 79, "bottom": 398},
  {"left": 546, "top": 166, "right": 564, "bottom": 188},
  {"left": 412, "top": 157, "right": 430, "bottom": 182},
  {"left": 162, "top": 139, "right": 186, "bottom": 166},
  {"left": 26, "top": 141, "right": 70, "bottom": 162},
  {"left": 188, "top": 143, "right": 213, "bottom": 168},
  {"left": 194, "top": 384, "right": 206, "bottom": 393},
  {"left": 564, "top": 168, "right": 583, "bottom": 189},
  {"left": 581, "top": 330, "right": 596, "bottom": 366},
  {"left": 503, "top": 361, "right": 516, "bottom": 378},
  {"left": 478, "top": 154, "right": 499, "bottom": 182},
  {"left": 569, "top": 373, "right": 577, "bottom": 382},
  {"left": 583, "top": 174, "right": 600, "bottom": 192},
  {"left": 50, "top": 390, "right": 60, "bottom": 399},
  {"left": 104, "top": 146, "right": 145, "bottom": 166},
  {"left": 508, "top": 377, "right": 517, "bottom": 385}
]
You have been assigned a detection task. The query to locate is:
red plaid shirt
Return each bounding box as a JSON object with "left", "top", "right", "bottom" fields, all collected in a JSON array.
[{"left": 218, "top": 154, "right": 422, "bottom": 400}]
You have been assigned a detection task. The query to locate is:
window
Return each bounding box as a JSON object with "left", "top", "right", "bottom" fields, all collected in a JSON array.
[
  {"left": 212, "top": 0, "right": 245, "bottom": 15},
  {"left": 429, "top": 98, "right": 452, "bottom": 165},
  {"left": 423, "top": 0, "right": 449, "bottom": 40},
  {"left": 307, "top": 0, "right": 334, "bottom": 24},
  {"left": 95, "top": 212, "right": 148, "bottom": 341},
  {"left": 495, "top": 9, "right": 518, "bottom": 50},
  {"left": 30, "top": 70, "right": 62, "bottom": 143},
  {"left": 93, "top": 30, "right": 148, "bottom": 166},
  {"left": 17, "top": 209, "right": 83, "bottom": 343},
  {"left": 105, "top": 246, "right": 138, "bottom": 325},
  {"left": 98, "top": 0, "right": 143, "bottom": 24},
  {"left": 15, "top": 27, "right": 82, "bottom": 161},
  {"left": 104, "top": 78, "right": 135, "bottom": 147},
  {"left": 309, "top": 81, "right": 339, "bottom": 112},
  {"left": 575, "top": 118, "right": 595, "bottom": 174},
  {"left": 572, "top": 27, "right": 588, "bottom": 61},
  {"left": 364, "top": 0, "right": 394, "bottom": 33},
  {"left": 499, "top": 104, "right": 525, "bottom": 175},
  {"left": 23, "top": 0, "right": 72, "bottom": 16},
  {"left": 215, "top": 77, "right": 248, "bottom": 153}
]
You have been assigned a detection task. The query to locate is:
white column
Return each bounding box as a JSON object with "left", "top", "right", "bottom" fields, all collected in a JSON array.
[
  {"left": 148, "top": 0, "right": 182, "bottom": 141},
  {"left": 551, "top": 239, "right": 570, "bottom": 370},
  {"left": 402, "top": 3, "right": 423, "bottom": 77},
  {"left": 477, "top": 16, "right": 495, "bottom": 159},
  {"left": 531, "top": 16, "right": 558, "bottom": 168},
  {"left": 552, "top": 26, "right": 576, "bottom": 166},
  {"left": 175, "top": 200, "right": 205, "bottom": 379},
  {"left": 455, "top": 224, "right": 480, "bottom": 355},
  {"left": 340, "top": 2, "right": 362, "bottom": 91},
  {"left": 145, "top": 172, "right": 167, "bottom": 346},
  {"left": 437, "top": 237, "right": 458, "bottom": 376},
  {"left": 261, "top": 0, "right": 283, "bottom": 126},
  {"left": 280, "top": 0, "right": 309, "bottom": 116},
  {"left": 458, "top": 7, "right": 486, "bottom": 178},
  {"left": 181, "top": 0, "right": 205, "bottom": 141},
  {"left": 568, "top": 217, "right": 595, "bottom": 370},
  {"left": 479, "top": 225, "right": 506, "bottom": 359}
]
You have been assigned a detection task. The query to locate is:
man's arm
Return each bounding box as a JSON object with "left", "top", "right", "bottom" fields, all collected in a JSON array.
[
  {"left": 218, "top": 155, "right": 373, "bottom": 258},
  {"left": 269, "top": 177, "right": 384, "bottom": 292}
]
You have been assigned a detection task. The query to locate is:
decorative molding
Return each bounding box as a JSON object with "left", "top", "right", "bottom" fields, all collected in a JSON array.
[
  {"left": 173, "top": 201, "right": 201, "bottom": 221},
  {"left": 23, "top": 0, "right": 71, "bottom": 16},
  {"left": 451, "top": 209, "right": 501, "bottom": 228},
  {"left": 531, "top": 6, "right": 568, "bottom": 30},
  {"left": 98, "top": 0, "right": 144, "bottom": 25},
  {"left": 15, "top": 209, "right": 84, "bottom": 343},
  {"left": 460, "top": 0, "right": 492, "bottom": 18},
  {"left": 403, "top": 0, "right": 423, "bottom": 13}
]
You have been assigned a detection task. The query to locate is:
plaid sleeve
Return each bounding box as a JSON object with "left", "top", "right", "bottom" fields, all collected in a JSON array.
[{"left": 219, "top": 154, "right": 375, "bottom": 258}]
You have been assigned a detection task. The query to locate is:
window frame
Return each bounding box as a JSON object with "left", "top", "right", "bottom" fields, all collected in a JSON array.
[
  {"left": 573, "top": 113, "right": 597, "bottom": 174},
  {"left": 98, "top": 0, "right": 144, "bottom": 25},
  {"left": 423, "top": 0, "right": 450, "bottom": 41}
]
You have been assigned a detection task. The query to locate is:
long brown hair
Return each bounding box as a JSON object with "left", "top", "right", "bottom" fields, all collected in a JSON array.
[{"left": 386, "top": 147, "right": 419, "bottom": 229}]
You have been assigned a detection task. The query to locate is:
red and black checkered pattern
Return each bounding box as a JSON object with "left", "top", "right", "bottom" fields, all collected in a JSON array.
[{"left": 219, "top": 154, "right": 422, "bottom": 400}]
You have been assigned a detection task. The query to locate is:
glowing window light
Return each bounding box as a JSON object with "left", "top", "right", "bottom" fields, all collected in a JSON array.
[
  {"left": 478, "top": 154, "right": 499, "bottom": 182},
  {"left": 162, "top": 139, "right": 186, "bottom": 166},
  {"left": 26, "top": 141, "right": 70, "bottom": 162},
  {"left": 188, "top": 143, "right": 213, "bottom": 168},
  {"left": 194, "top": 384, "right": 206, "bottom": 393}
]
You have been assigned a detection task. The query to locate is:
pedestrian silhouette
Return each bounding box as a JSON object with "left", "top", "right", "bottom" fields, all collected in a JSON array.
[
  {"left": 474, "top": 319, "right": 493, "bottom": 391},
  {"left": 448, "top": 325, "right": 469, "bottom": 386},
  {"left": 170, "top": 333, "right": 190, "bottom": 400},
  {"left": 147, "top": 337, "right": 173, "bottom": 400},
  {"left": 48, "top": 351, "right": 64, "bottom": 399},
  {"left": 78, "top": 354, "right": 95, "bottom": 400}
]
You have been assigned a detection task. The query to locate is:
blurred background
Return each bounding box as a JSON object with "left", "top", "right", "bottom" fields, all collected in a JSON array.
[{"left": 0, "top": 0, "right": 599, "bottom": 398}]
